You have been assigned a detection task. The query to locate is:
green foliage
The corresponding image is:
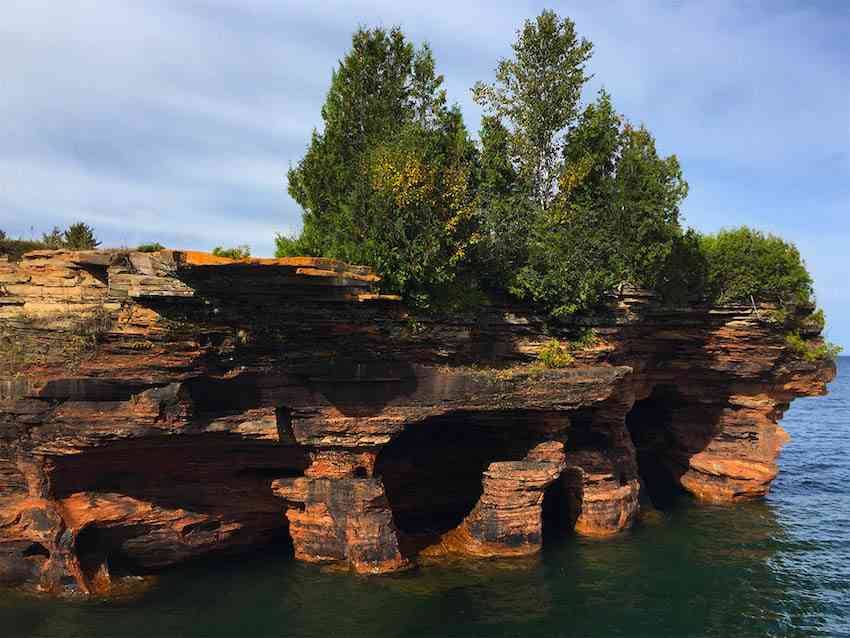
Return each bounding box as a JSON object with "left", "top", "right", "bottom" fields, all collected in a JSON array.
[
  {"left": 537, "top": 339, "right": 574, "bottom": 368},
  {"left": 474, "top": 116, "right": 531, "bottom": 289},
  {"left": 0, "top": 237, "right": 48, "bottom": 261},
  {"left": 700, "top": 227, "right": 813, "bottom": 305},
  {"left": 274, "top": 234, "right": 309, "bottom": 257},
  {"left": 510, "top": 91, "right": 691, "bottom": 315},
  {"left": 569, "top": 327, "right": 600, "bottom": 351},
  {"left": 473, "top": 10, "right": 592, "bottom": 209},
  {"left": 277, "top": 14, "right": 824, "bottom": 337},
  {"left": 809, "top": 308, "right": 826, "bottom": 332},
  {"left": 212, "top": 245, "right": 251, "bottom": 259},
  {"left": 655, "top": 229, "right": 708, "bottom": 304},
  {"left": 785, "top": 332, "right": 842, "bottom": 363},
  {"left": 284, "top": 26, "right": 480, "bottom": 306},
  {"left": 136, "top": 242, "right": 165, "bottom": 253},
  {"left": 0, "top": 223, "right": 100, "bottom": 260},
  {"left": 62, "top": 222, "right": 100, "bottom": 250},
  {"left": 41, "top": 227, "right": 65, "bottom": 249}
]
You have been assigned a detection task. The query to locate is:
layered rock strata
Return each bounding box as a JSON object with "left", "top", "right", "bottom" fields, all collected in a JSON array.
[{"left": 0, "top": 249, "right": 835, "bottom": 594}]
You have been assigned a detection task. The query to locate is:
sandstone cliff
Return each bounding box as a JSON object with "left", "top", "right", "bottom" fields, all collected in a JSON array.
[{"left": 0, "top": 249, "right": 835, "bottom": 595}]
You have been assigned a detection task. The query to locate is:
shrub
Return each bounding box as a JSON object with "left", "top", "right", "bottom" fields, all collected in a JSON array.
[
  {"left": 212, "top": 245, "right": 251, "bottom": 259},
  {"left": 537, "top": 339, "right": 574, "bottom": 368},
  {"left": 701, "top": 227, "right": 812, "bottom": 305},
  {"left": 0, "top": 237, "right": 48, "bottom": 261},
  {"left": 0, "top": 223, "right": 101, "bottom": 260},
  {"left": 274, "top": 234, "right": 308, "bottom": 258},
  {"left": 137, "top": 243, "right": 165, "bottom": 253},
  {"left": 808, "top": 308, "right": 826, "bottom": 332},
  {"left": 785, "top": 332, "right": 842, "bottom": 362}
]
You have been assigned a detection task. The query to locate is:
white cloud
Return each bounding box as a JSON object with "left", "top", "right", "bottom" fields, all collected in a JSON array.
[{"left": 0, "top": 0, "right": 847, "bottom": 343}]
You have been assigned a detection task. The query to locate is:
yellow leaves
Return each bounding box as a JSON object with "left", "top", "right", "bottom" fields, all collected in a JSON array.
[
  {"left": 370, "top": 147, "right": 436, "bottom": 209},
  {"left": 559, "top": 154, "right": 594, "bottom": 197},
  {"left": 368, "top": 144, "right": 480, "bottom": 274}
]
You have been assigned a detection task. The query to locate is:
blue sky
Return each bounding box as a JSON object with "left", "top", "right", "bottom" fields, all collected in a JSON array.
[{"left": 1, "top": 1, "right": 847, "bottom": 346}]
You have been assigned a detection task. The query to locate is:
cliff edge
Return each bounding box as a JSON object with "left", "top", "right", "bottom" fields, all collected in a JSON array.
[{"left": 0, "top": 249, "right": 835, "bottom": 594}]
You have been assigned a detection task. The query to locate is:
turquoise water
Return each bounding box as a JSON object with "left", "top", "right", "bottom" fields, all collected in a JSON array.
[{"left": 3, "top": 359, "right": 848, "bottom": 637}]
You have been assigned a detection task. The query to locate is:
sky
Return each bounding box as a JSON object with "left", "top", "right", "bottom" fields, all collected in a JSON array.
[{"left": 1, "top": 1, "right": 848, "bottom": 346}]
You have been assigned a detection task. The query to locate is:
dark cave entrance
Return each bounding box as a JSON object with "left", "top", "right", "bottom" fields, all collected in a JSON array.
[
  {"left": 542, "top": 473, "right": 574, "bottom": 544},
  {"left": 75, "top": 524, "right": 143, "bottom": 584},
  {"left": 374, "top": 411, "right": 541, "bottom": 554},
  {"left": 626, "top": 386, "right": 685, "bottom": 509},
  {"left": 49, "top": 426, "right": 310, "bottom": 580},
  {"left": 542, "top": 409, "right": 611, "bottom": 543}
]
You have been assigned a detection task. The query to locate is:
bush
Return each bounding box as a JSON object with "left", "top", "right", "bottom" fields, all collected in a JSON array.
[
  {"left": 137, "top": 243, "right": 165, "bottom": 253},
  {"left": 700, "top": 227, "right": 812, "bottom": 305},
  {"left": 0, "top": 223, "right": 101, "bottom": 260},
  {"left": 785, "top": 332, "right": 842, "bottom": 362},
  {"left": 212, "top": 245, "right": 251, "bottom": 259},
  {"left": 0, "top": 237, "right": 49, "bottom": 261},
  {"left": 274, "top": 234, "right": 308, "bottom": 258},
  {"left": 537, "top": 340, "right": 574, "bottom": 368}
]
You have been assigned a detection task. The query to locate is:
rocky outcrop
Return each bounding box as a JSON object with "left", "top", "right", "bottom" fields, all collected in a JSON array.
[{"left": 0, "top": 249, "right": 835, "bottom": 595}]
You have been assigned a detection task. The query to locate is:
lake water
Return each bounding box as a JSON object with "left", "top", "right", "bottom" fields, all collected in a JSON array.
[{"left": 3, "top": 358, "right": 848, "bottom": 637}]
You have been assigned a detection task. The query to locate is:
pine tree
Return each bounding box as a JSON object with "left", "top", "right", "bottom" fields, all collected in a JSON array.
[
  {"left": 62, "top": 222, "right": 100, "bottom": 250},
  {"left": 284, "top": 26, "right": 479, "bottom": 305}
]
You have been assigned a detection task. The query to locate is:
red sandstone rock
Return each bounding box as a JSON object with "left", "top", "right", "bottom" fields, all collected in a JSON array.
[{"left": 0, "top": 249, "right": 836, "bottom": 594}]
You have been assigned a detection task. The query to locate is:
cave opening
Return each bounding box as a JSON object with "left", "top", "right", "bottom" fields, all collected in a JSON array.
[
  {"left": 48, "top": 432, "right": 309, "bottom": 577},
  {"left": 626, "top": 385, "right": 685, "bottom": 509},
  {"left": 374, "top": 411, "right": 540, "bottom": 554},
  {"left": 542, "top": 474, "right": 574, "bottom": 545},
  {"left": 75, "top": 524, "right": 143, "bottom": 584}
]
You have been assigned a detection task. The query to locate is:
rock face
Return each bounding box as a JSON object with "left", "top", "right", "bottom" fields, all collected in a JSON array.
[{"left": 0, "top": 249, "right": 835, "bottom": 595}]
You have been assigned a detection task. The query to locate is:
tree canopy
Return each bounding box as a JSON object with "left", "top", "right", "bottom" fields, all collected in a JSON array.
[
  {"left": 281, "top": 12, "right": 817, "bottom": 319},
  {"left": 281, "top": 26, "right": 480, "bottom": 306}
]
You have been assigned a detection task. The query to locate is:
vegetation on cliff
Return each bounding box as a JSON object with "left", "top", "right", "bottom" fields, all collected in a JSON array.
[
  {"left": 281, "top": 11, "right": 824, "bottom": 328},
  {"left": 0, "top": 222, "right": 100, "bottom": 260},
  {"left": 212, "top": 245, "right": 252, "bottom": 259}
]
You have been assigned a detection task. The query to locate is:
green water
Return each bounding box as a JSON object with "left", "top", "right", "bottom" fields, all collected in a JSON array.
[{"left": 3, "top": 359, "right": 848, "bottom": 637}]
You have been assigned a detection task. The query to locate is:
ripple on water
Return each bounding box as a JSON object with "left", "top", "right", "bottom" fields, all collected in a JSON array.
[{"left": 1, "top": 359, "right": 848, "bottom": 637}]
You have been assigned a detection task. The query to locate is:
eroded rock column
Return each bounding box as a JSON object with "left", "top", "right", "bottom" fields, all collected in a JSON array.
[
  {"left": 427, "top": 441, "right": 566, "bottom": 557},
  {"left": 272, "top": 450, "right": 407, "bottom": 573}
]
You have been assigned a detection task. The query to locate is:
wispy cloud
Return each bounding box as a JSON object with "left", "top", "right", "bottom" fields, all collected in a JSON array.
[{"left": 1, "top": 1, "right": 847, "bottom": 344}]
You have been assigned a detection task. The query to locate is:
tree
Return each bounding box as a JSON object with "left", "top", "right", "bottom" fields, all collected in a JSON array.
[
  {"left": 613, "top": 124, "right": 689, "bottom": 288},
  {"left": 284, "top": 26, "right": 480, "bottom": 306},
  {"left": 62, "top": 222, "right": 100, "bottom": 250},
  {"left": 41, "top": 227, "right": 65, "bottom": 249},
  {"left": 474, "top": 116, "right": 531, "bottom": 289},
  {"left": 511, "top": 90, "right": 691, "bottom": 314},
  {"left": 473, "top": 10, "right": 593, "bottom": 210},
  {"left": 700, "top": 227, "right": 812, "bottom": 305}
]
